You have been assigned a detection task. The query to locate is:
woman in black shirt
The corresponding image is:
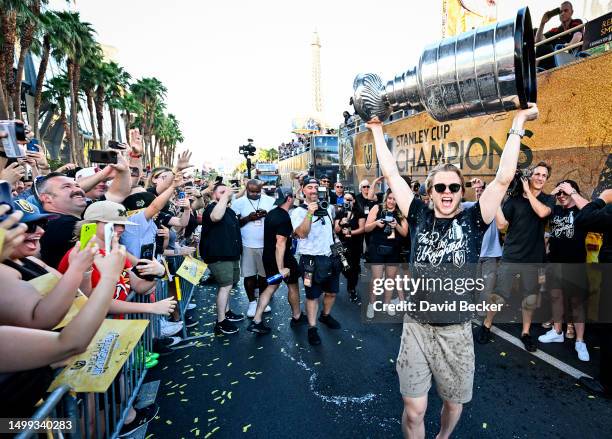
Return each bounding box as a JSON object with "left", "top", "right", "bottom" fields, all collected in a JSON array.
[
  {"left": 364, "top": 190, "right": 408, "bottom": 317},
  {"left": 334, "top": 192, "right": 366, "bottom": 304}
]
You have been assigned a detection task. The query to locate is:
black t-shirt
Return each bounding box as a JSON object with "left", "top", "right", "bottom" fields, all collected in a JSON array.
[
  {"left": 502, "top": 193, "right": 555, "bottom": 263},
  {"left": 199, "top": 202, "right": 242, "bottom": 263},
  {"left": 370, "top": 206, "right": 404, "bottom": 247},
  {"left": 336, "top": 207, "right": 365, "bottom": 249},
  {"left": 548, "top": 205, "right": 587, "bottom": 263},
  {"left": 355, "top": 193, "right": 377, "bottom": 216},
  {"left": 262, "top": 207, "right": 293, "bottom": 263},
  {"left": 40, "top": 214, "right": 79, "bottom": 268},
  {"left": 407, "top": 198, "right": 489, "bottom": 323}
]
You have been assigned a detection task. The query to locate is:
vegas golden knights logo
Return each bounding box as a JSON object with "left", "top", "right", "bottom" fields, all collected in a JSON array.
[{"left": 364, "top": 143, "right": 373, "bottom": 170}]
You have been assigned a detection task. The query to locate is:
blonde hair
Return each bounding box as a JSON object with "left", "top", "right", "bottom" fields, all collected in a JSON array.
[{"left": 425, "top": 163, "right": 465, "bottom": 195}]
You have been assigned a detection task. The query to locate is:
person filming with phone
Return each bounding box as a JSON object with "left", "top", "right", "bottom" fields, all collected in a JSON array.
[{"left": 535, "top": 2, "right": 583, "bottom": 70}]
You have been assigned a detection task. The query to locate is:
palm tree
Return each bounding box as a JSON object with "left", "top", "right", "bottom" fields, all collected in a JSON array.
[
  {"left": 131, "top": 77, "right": 167, "bottom": 163},
  {"left": 52, "top": 11, "right": 99, "bottom": 165},
  {"left": 31, "top": 10, "right": 63, "bottom": 138},
  {"left": 0, "top": 0, "right": 35, "bottom": 118},
  {"left": 42, "top": 73, "right": 71, "bottom": 161},
  {"left": 104, "top": 62, "right": 131, "bottom": 141},
  {"left": 118, "top": 92, "right": 143, "bottom": 140},
  {"left": 12, "top": 0, "right": 47, "bottom": 119},
  {"left": 79, "top": 58, "right": 101, "bottom": 149},
  {"left": 155, "top": 112, "right": 183, "bottom": 166}
]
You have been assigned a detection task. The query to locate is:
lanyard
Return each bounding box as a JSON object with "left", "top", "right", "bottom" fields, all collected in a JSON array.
[{"left": 247, "top": 197, "right": 261, "bottom": 212}]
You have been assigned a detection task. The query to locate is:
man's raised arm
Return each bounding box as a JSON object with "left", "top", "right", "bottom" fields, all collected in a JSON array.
[{"left": 479, "top": 104, "right": 539, "bottom": 224}]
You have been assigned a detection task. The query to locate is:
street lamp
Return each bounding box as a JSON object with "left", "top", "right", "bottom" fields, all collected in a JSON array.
[{"left": 238, "top": 138, "right": 256, "bottom": 178}]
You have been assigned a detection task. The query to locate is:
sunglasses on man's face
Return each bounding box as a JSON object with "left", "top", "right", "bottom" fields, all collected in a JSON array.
[
  {"left": 361, "top": 185, "right": 370, "bottom": 189},
  {"left": 433, "top": 183, "right": 462, "bottom": 194},
  {"left": 556, "top": 191, "right": 569, "bottom": 197},
  {"left": 26, "top": 219, "right": 47, "bottom": 233}
]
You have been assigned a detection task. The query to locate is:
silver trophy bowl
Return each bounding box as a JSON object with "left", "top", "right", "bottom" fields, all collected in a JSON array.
[{"left": 352, "top": 7, "right": 536, "bottom": 122}]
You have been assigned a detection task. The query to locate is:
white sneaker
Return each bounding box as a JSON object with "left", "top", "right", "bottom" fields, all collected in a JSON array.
[
  {"left": 366, "top": 303, "right": 375, "bottom": 319},
  {"left": 160, "top": 320, "right": 183, "bottom": 337},
  {"left": 263, "top": 304, "right": 272, "bottom": 313},
  {"left": 246, "top": 301, "right": 257, "bottom": 318},
  {"left": 187, "top": 303, "right": 196, "bottom": 310},
  {"left": 538, "top": 328, "right": 564, "bottom": 343},
  {"left": 575, "top": 341, "right": 590, "bottom": 361}
]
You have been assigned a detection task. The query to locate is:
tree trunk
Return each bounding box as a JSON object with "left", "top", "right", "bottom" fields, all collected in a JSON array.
[
  {"left": 71, "top": 61, "right": 84, "bottom": 165},
  {"left": 94, "top": 85, "right": 105, "bottom": 148},
  {"left": 0, "top": 76, "right": 8, "bottom": 119},
  {"left": 60, "top": 111, "right": 72, "bottom": 163},
  {"left": 85, "top": 90, "right": 97, "bottom": 149},
  {"left": 33, "top": 35, "right": 50, "bottom": 139},
  {"left": 110, "top": 108, "right": 117, "bottom": 141},
  {"left": 13, "top": 19, "right": 37, "bottom": 120},
  {"left": 1, "top": 11, "right": 18, "bottom": 118}
]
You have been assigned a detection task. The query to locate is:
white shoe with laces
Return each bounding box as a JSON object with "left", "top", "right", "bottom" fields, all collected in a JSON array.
[
  {"left": 246, "top": 301, "right": 257, "bottom": 318},
  {"left": 538, "top": 328, "right": 564, "bottom": 343},
  {"left": 263, "top": 304, "right": 272, "bottom": 313},
  {"left": 366, "top": 303, "right": 375, "bottom": 319},
  {"left": 575, "top": 341, "right": 590, "bottom": 361}
]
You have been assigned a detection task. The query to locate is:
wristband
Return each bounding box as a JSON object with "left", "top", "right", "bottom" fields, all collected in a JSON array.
[
  {"left": 508, "top": 128, "right": 525, "bottom": 138},
  {"left": 306, "top": 213, "right": 313, "bottom": 219}
]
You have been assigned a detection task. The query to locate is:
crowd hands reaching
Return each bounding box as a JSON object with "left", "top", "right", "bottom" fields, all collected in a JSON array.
[{"left": 0, "top": 122, "right": 248, "bottom": 432}]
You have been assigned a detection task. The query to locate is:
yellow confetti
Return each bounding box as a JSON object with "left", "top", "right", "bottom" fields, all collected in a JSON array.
[
  {"left": 195, "top": 430, "right": 200, "bottom": 437},
  {"left": 222, "top": 391, "right": 226, "bottom": 396},
  {"left": 314, "top": 362, "right": 321, "bottom": 365},
  {"left": 207, "top": 409, "right": 215, "bottom": 413},
  {"left": 530, "top": 361, "right": 535, "bottom": 365},
  {"left": 212, "top": 427, "right": 220, "bottom": 433},
  {"left": 482, "top": 423, "right": 487, "bottom": 429},
  {"left": 337, "top": 341, "right": 342, "bottom": 345},
  {"left": 356, "top": 346, "right": 362, "bottom": 350},
  {"left": 231, "top": 381, "right": 239, "bottom": 385},
  {"left": 588, "top": 395, "right": 596, "bottom": 399},
  {"left": 214, "top": 373, "right": 221, "bottom": 377},
  {"left": 500, "top": 352, "right": 507, "bottom": 357},
  {"left": 248, "top": 355, "right": 254, "bottom": 359},
  {"left": 166, "top": 420, "right": 173, "bottom": 425},
  {"left": 228, "top": 391, "right": 232, "bottom": 400},
  {"left": 181, "top": 399, "right": 189, "bottom": 402},
  {"left": 227, "top": 362, "right": 232, "bottom": 367},
  {"left": 166, "top": 392, "right": 175, "bottom": 396},
  {"left": 389, "top": 359, "right": 394, "bottom": 363},
  {"left": 211, "top": 390, "right": 219, "bottom": 395},
  {"left": 194, "top": 417, "right": 199, "bottom": 423},
  {"left": 257, "top": 346, "right": 263, "bottom": 350},
  {"left": 220, "top": 399, "right": 225, "bottom": 404},
  {"left": 242, "top": 424, "right": 252, "bottom": 433},
  {"left": 208, "top": 417, "right": 217, "bottom": 422}
]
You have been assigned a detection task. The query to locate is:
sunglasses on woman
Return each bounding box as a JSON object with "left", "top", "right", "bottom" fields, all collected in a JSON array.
[
  {"left": 26, "top": 219, "right": 47, "bottom": 233},
  {"left": 433, "top": 183, "right": 462, "bottom": 194}
]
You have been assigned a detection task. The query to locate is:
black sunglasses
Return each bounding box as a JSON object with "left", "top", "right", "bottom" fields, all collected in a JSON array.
[
  {"left": 433, "top": 183, "right": 462, "bottom": 194},
  {"left": 556, "top": 191, "right": 569, "bottom": 197},
  {"left": 26, "top": 219, "right": 47, "bottom": 233}
]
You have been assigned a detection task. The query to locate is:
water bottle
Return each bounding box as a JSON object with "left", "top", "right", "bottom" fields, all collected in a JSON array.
[{"left": 267, "top": 273, "right": 284, "bottom": 284}]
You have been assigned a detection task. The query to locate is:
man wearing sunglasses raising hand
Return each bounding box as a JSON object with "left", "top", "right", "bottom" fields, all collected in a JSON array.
[{"left": 367, "top": 103, "right": 539, "bottom": 439}]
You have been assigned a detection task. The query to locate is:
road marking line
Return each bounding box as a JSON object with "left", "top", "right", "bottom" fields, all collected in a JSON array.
[{"left": 472, "top": 320, "right": 592, "bottom": 380}]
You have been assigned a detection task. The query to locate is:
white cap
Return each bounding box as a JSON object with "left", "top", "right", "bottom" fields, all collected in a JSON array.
[{"left": 75, "top": 166, "right": 98, "bottom": 180}]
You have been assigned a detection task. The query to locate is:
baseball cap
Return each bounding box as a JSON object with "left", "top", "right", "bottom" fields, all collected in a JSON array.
[
  {"left": 75, "top": 166, "right": 99, "bottom": 180},
  {"left": 122, "top": 191, "right": 156, "bottom": 212},
  {"left": 83, "top": 200, "right": 138, "bottom": 225},
  {"left": 418, "top": 185, "right": 427, "bottom": 196},
  {"left": 12, "top": 199, "right": 58, "bottom": 223},
  {"left": 274, "top": 187, "right": 294, "bottom": 206},
  {"left": 302, "top": 177, "right": 319, "bottom": 187}
]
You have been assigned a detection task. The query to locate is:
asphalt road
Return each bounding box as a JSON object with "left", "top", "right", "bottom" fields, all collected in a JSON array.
[{"left": 146, "top": 274, "right": 611, "bottom": 439}]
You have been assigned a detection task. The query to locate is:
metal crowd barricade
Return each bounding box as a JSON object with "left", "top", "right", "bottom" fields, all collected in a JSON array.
[
  {"left": 16, "top": 287, "right": 157, "bottom": 439},
  {"left": 165, "top": 255, "right": 208, "bottom": 345}
]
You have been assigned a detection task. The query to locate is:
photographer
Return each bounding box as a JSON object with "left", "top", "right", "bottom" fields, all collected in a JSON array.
[
  {"left": 291, "top": 177, "right": 341, "bottom": 345},
  {"left": 232, "top": 179, "right": 275, "bottom": 318},
  {"left": 364, "top": 189, "right": 408, "bottom": 318},
  {"left": 334, "top": 192, "right": 366, "bottom": 304},
  {"left": 479, "top": 161, "right": 556, "bottom": 352}
]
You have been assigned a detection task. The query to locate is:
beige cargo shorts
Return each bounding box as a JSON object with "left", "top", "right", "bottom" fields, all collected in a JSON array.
[{"left": 396, "top": 321, "right": 475, "bottom": 404}]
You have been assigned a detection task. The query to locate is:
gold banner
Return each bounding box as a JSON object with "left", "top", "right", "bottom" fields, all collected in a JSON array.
[
  {"left": 176, "top": 256, "right": 208, "bottom": 285},
  {"left": 351, "top": 51, "right": 612, "bottom": 199},
  {"left": 48, "top": 319, "right": 149, "bottom": 393}
]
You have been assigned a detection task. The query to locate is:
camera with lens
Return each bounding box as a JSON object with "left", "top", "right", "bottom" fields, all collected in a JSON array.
[
  {"left": 330, "top": 241, "right": 350, "bottom": 271},
  {"left": 507, "top": 167, "right": 533, "bottom": 197},
  {"left": 238, "top": 138, "right": 256, "bottom": 156},
  {"left": 315, "top": 187, "right": 329, "bottom": 217},
  {"left": 382, "top": 210, "right": 395, "bottom": 236}
]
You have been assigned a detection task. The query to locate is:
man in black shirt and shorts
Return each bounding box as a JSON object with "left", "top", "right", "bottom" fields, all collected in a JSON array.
[
  {"left": 248, "top": 188, "right": 306, "bottom": 334},
  {"left": 478, "top": 161, "right": 556, "bottom": 352}
]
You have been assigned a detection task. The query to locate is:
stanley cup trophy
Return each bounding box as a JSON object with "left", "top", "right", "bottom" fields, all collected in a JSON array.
[{"left": 352, "top": 7, "right": 536, "bottom": 123}]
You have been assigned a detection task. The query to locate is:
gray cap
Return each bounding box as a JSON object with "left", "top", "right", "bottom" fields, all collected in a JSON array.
[{"left": 274, "top": 187, "right": 294, "bottom": 205}]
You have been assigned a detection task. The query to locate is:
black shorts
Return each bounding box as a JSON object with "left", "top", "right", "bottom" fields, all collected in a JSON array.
[
  {"left": 546, "top": 263, "right": 588, "bottom": 299},
  {"left": 368, "top": 243, "right": 401, "bottom": 265},
  {"left": 263, "top": 255, "right": 300, "bottom": 285},
  {"left": 299, "top": 255, "right": 340, "bottom": 300}
]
